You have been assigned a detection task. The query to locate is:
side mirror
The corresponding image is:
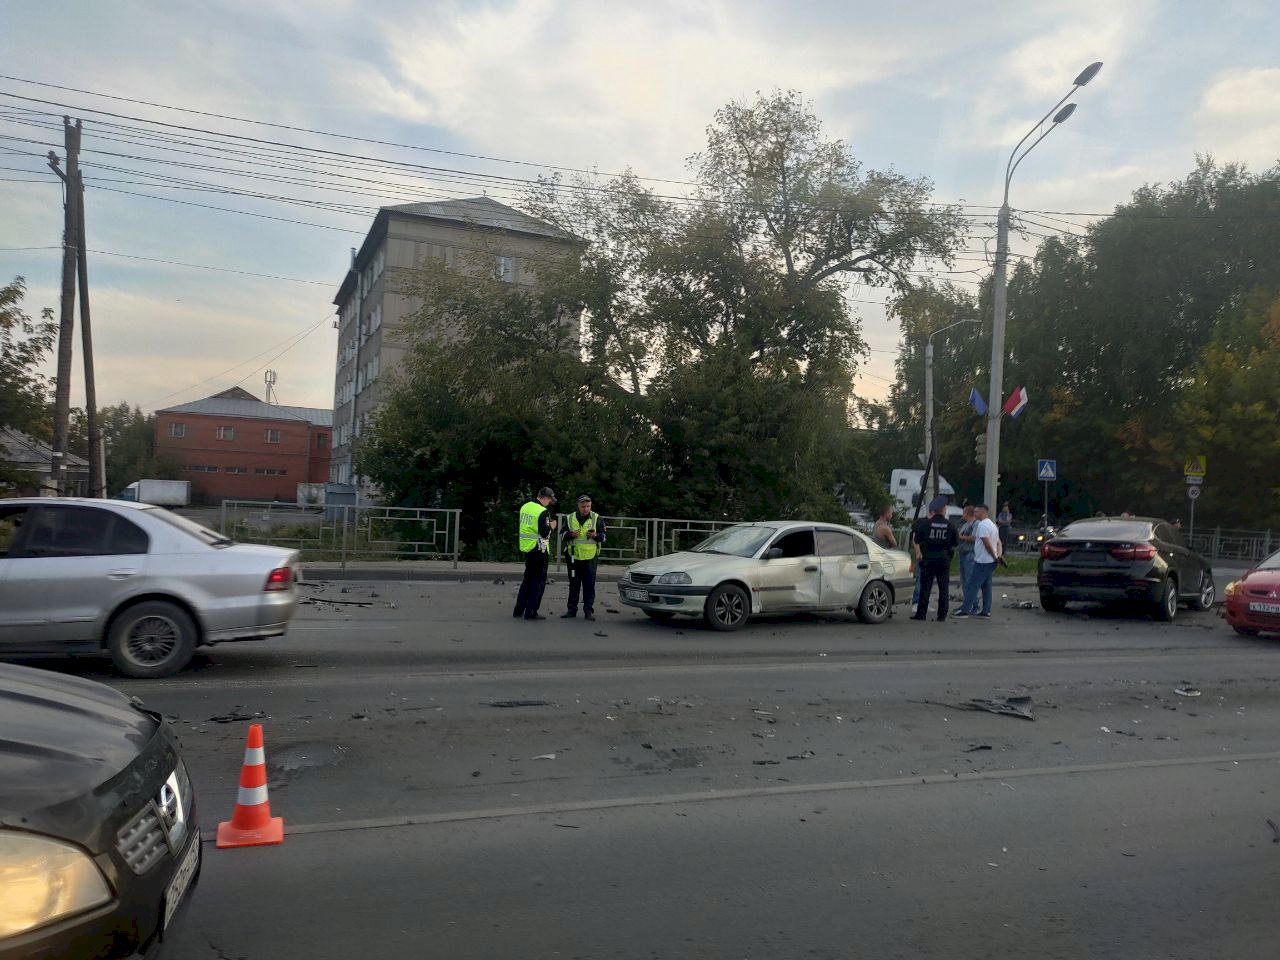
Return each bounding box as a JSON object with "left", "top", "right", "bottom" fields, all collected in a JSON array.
[{"left": 764, "top": 547, "right": 783, "bottom": 560}]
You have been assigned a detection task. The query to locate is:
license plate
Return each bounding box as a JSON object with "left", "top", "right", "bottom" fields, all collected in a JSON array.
[
  {"left": 1248, "top": 602, "right": 1280, "bottom": 614},
  {"left": 623, "top": 587, "right": 649, "bottom": 602},
  {"left": 164, "top": 835, "right": 200, "bottom": 931}
]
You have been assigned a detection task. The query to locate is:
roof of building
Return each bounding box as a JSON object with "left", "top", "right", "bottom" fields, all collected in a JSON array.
[
  {"left": 159, "top": 388, "right": 334, "bottom": 427},
  {"left": 0, "top": 427, "right": 90, "bottom": 470}
]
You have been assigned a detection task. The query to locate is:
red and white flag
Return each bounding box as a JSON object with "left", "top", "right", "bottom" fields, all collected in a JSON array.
[{"left": 1002, "top": 386, "right": 1029, "bottom": 418}]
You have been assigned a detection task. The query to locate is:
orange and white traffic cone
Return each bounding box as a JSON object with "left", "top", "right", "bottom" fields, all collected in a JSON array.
[{"left": 216, "top": 723, "right": 284, "bottom": 848}]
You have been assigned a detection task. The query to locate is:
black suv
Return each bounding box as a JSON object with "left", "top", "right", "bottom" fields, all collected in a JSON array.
[
  {"left": 0, "top": 664, "right": 200, "bottom": 959},
  {"left": 1037, "top": 516, "right": 1215, "bottom": 620}
]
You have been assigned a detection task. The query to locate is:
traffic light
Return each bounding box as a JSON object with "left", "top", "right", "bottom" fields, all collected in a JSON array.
[{"left": 974, "top": 433, "right": 986, "bottom": 466}]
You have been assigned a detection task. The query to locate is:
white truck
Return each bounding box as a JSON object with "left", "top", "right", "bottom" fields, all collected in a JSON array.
[
  {"left": 889, "top": 469, "right": 963, "bottom": 520},
  {"left": 114, "top": 479, "right": 191, "bottom": 507}
]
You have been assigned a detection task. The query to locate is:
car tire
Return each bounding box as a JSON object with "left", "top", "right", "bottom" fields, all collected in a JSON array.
[
  {"left": 704, "top": 583, "right": 749, "bottom": 632},
  {"left": 1190, "top": 573, "right": 1215, "bottom": 611},
  {"left": 1152, "top": 577, "right": 1178, "bottom": 622},
  {"left": 108, "top": 601, "right": 197, "bottom": 678},
  {"left": 856, "top": 581, "right": 893, "bottom": 624},
  {"left": 645, "top": 610, "right": 677, "bottom": 623},
  {"left": 1040, "top": 592, "right": 1067, "bottom": 612},
  {"left": 1233, "top": 625, "right": 1259, "bottom": 637}
]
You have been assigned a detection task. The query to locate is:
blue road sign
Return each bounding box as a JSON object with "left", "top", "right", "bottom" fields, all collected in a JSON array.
[{"left": 1037, "top": 459, "right": 1057, "bottom": 482}]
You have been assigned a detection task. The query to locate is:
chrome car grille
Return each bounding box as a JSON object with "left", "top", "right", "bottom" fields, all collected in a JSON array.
[
  {"left": 628, "top": 573, "right": 655, "bottom": 584},
  {"left": 115, "top": 762, "right": 193, "bottom": 875}
]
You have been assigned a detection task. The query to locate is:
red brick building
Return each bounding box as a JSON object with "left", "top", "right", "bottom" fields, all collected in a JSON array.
[{"left": 155, "top": 388, "right": 333, "bottom": 503}]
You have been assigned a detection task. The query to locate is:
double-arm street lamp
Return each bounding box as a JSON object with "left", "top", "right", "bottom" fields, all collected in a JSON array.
[
  {"left": 924, "top": 318, "right": 979, "bottom": 504},
  {"left": 982, "top": 61, "right": 1103, "bottom": 509}
]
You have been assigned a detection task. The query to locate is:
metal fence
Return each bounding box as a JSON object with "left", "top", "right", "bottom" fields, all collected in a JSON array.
[
  {"left": 218, "top": 500, "right": 461, "bottom": 568},
  {"left": 547, "top": 514, "right": 742, "bottom": 569},
  {"left": 1187, "top": 528, "right": 1276, "bottom": 565}
]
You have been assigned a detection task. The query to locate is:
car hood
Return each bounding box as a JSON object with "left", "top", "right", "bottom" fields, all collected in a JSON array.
[
  {"left": 1239, "top": 567, "right": 1280, "bottom": 590},
  {"left": 627, "top": 551, "right": 750, "bottom": 578},
  {"left": 0, "top": 664, "right": 159, "bottom": 818}
]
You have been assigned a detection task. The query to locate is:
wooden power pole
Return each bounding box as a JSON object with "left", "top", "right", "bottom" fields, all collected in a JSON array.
[
  {"left": 47, "top": 117, "right": 82, "bottom": 496},
  {"left": 75, "top": 164, "right": 103, "bottom": 496}
]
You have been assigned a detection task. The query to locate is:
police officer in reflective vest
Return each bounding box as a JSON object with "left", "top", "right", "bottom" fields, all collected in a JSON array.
[
  {"left": 562, "top": 494, "right": 607, "bottom": 621},
  {"left": 513, "top": 487, "right": 558, "bottom": 620}
]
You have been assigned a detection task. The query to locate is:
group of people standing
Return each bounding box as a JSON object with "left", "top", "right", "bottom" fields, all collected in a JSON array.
[
  {"left": 513, "top": 488, "right": 608, "bottom": 622},
  {"left": 872, "top": 498, "right": 1004, "bottom": 623}
]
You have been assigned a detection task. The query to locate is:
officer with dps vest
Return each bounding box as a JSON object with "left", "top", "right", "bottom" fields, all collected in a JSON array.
[
  {"left": 562, "top": 494, "right": 607, "bottom": 621},
  {"left": 513, "top": 487, "right": 558, "bottom": 620}
]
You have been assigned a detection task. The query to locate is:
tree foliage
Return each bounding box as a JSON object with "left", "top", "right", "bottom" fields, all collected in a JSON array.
[
  {"left": 0, "top": 277, "right": 56, "bottom": 489},
  {"left": 360, "top": 91, "right": 964, "bottom": 554}
]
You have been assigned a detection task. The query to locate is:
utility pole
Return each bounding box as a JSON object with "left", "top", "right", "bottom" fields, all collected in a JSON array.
[
  {"left": 75, "top": 160, "right": 104, "bottom": 497},
  {"left": 982, "top": 203, "right": 1009, "bottom": 510},
  {"left": 46, "top": 117, "right": 82, "bottom": 497},
  {"left": 923, "top": 339, "right": 936, "bottom": 504}
]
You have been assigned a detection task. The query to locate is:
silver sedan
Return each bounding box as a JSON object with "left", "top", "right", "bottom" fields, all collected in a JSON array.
[
  {"left": 0, "top": 498, "right": 299, "bottom": 677},
  {"left": 618, "top": 521, "right": 914, "bottom": 630}
]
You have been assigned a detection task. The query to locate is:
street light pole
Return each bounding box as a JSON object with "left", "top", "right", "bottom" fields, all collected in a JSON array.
[
  {"left": 982, "top": 61, "right": 1102, "bottom": 510},
  {"left": 925, "top": 318, "right": 979, "bottom": 504}
]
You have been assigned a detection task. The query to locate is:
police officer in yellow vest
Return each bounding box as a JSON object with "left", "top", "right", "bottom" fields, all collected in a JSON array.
[
  {"left": 561, "top": 494, "right": 607, "bottom": 621},
  {"left": 513, "top": 487, "right": 558, "bottom": 620}
]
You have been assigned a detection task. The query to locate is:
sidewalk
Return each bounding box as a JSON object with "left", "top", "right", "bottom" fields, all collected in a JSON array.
[{"left": 300, "top": 558, "right": 1038, "bottom": 587}]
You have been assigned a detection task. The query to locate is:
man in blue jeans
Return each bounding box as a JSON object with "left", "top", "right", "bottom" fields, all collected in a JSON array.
[
  {"left": 956, "top": 504, "right": 977, "bottom": 614},
  {"left": 959, "top": 503, "right": 1000, "bottom": 619}
]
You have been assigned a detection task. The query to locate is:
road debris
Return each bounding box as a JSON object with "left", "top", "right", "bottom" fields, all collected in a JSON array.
[
  {"left": 554, "top": 823, "right": 580, "bottom": 829},
  {"left": 492, "top": 578, "right": 506, "bottom": 585},
  {"left": 966, "top": 696, "right": 1035, "bottom": 720},
  {"left": 752, "top": 759, "right": 780, "bottom": 766},
  {"left": 963, "top": 744, "right": 993, "bottom": 753},
  {"left": 594, "top": 631, "right": 608, "bottom": 637},
  {"left": 487, "top": 699, "right": 552, "bottom": 708},
  {"left": 1267, "top": 818, "right": 1280, "bottom": 843},
  {"left": 301, "top": 596, "right": 372, "bottom": 607},
  {"left": 208, "top": 711, "right": 264, "bottom": 724},
  {"left": 1174, "top": 686, "right": 1202, "bottom": 698},
  {"left": 786, "top": 750, "right": 816, "bottom": 760},
  {"left": 532, "top": 753, "right": 557, "bottom": 760}
]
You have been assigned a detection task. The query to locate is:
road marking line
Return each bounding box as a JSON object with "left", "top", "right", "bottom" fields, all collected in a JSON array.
[{"left": 200, "top": 750, "right": 1280, "bottom": 843}]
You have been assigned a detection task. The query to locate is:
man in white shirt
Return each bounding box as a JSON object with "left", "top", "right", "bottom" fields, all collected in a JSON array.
[{"left": 960, "top": 503, "right": 1000, "bottom": 618}]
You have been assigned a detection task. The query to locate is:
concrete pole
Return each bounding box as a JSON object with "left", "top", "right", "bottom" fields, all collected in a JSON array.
[
  {"left": 75, "top": 166, "right": 103, "bottom": 497},
  {"left": 982, "top": 202, "right": 1010, "bottom": 509},
  {"left": 49, "top": 118, "right": 82, "bottom": 496},
  {"left": 924, "top": 340, "right": 935, "bottom": 504}
]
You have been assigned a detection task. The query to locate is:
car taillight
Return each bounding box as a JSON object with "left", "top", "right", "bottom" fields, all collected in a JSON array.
[
  {"left": 1109, "top": 544, "right": 1157, "bottom": 561},
  {"left": 264, "top": 566, "right": 293, "bottom": 591},
  {"left": 1041, "top": 543, "right": 1070, "bottom": 560}
]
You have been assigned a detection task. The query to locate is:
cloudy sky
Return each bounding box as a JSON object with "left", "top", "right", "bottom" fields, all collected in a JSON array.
[{"left": 2, "top": 0, "right": 1276, "bottom": 413}]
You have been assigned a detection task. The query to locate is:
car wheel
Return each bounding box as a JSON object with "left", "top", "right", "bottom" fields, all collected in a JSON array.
[
  {"left": 704, "top": 584, "right": 749, "bottom": 632},
  {"left": 856, "top": 581, "right": 893, "bottom": 624},
  {"left": 1040, "top": 592, "right": 1067, "bottom": 612},
  {"left": 1190, "top": 573, "right": 1215, "bottom": 611},
  {"left": 108, "top": 601, "right": 197, "bottom": 678},
  {"left": 1152, "top": 578, "right": 1178, "bottom": 622},
  {"left": 645, "top": 610, "right": 677, "bottom": 623},
  {"left": 1233, "top": 625, "right": 1259, "bottom": 637}
]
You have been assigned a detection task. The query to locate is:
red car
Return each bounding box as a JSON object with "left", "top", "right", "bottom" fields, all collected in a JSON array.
[{"left": 1224, "top": 549, "right": 1280, "bottom": 636}]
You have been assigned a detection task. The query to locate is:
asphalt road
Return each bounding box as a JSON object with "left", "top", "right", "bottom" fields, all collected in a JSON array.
[{"left": 16, "top": 578, "right": 1280, "bottom": 959}]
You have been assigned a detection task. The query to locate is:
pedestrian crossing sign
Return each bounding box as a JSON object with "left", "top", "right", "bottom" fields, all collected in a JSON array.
[
  {"left": 1184, "top": 455, "right": 1206, "bottom": 477},
  {"left": 1037, "top": 459, "right": 1057, "bottom": 482}
]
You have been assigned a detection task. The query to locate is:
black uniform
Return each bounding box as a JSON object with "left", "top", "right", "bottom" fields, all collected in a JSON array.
[
  {"left": 513, "top": 508, "right": 555, "bottom": 619},
  {"left": 912, "top": 514, "right": 959, "bottom": 621}
]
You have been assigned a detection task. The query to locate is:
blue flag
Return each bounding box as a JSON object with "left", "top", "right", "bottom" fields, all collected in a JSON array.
[{"left": 969, "top": 387, "right": 988, "bottom": 415}]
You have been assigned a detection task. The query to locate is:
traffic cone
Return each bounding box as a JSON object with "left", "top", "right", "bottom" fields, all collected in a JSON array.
[{"left": 216, "top": 723, "right": 284, "bottom": 848}]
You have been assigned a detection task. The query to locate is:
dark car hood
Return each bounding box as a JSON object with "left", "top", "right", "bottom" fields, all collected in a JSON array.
[{"left": 0, "top": 663, "right": 159, "bottom": 819}]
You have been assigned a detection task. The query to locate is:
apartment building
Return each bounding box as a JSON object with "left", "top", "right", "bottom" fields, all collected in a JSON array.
[
  {"left": 330, "top": 196, "right": 576, "bottom": 484},
  {"left": 155, "top": 387, "right": 332, "bottom": 502}
]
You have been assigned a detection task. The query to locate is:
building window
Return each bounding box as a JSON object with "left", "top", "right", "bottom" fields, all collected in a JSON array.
[
  {"left": 253, "top": 467, "right": 289, "bottom": 476},
  {"left": 226, "top": 467, "right": 249, "bottom": 475},
  {"left": 185, "top": 465, "right": 218, "bottom": 473},
  {"left": 495, "top": 255, "right": 514, "bottom": 282},
  {"left": 168, "top": 422, "right": 186, "bottom": 438},
  {"left": 216, "top": 426, "right": 235, "bottom": 441},
  {"left": 317, "top": 433, "right": 328, "bottom": 449},
  {"left": 264, "top": 429, "right": 281, "bottom": 444}
]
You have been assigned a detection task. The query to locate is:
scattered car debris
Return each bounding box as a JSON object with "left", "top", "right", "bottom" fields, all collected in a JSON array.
[
  {"left": 963, "top": 744, "right": 993, "bottom": 753},
  {"left": 1267, "top": 818, "right": 1280, "bottom": 843},
  {"left": 532, "top": 753, "right": 557, "bottom": 760},
  {"left": 641, "top": 742, "right": 654, "bottom": 750},
  {"left": 351, "top": 712, "right": 369, "bottom": 721},
  {"left": 554, "top": 823, "right": 580, "bottom": 829},
  {"left": 1174, "top": 686, "right": 1202, "bottom": 698},
  {"left": 594, "top": 631, "right": 608, "bottom": 637},
  {"left": 1005, "top": 600, "right": 1035, "bottom": 609},
  {"left": 752, "top": 759, "right": 780, "bottom": 766},
  {"left": 471, "top": 770, "right": 481, "bottom": 778},
  {"left": 208, "top": 711, "right": 264, "bottom": 724},
  {"left": 302, "top": 596, "right": 373, "bottom": 607},
  {"left": 488, "top": 699, "right": 552, "bottom": 708},
  {"left": 786, "top": 750, "right": 816, "bottom": 761},
  {"left": 965, "top": 696, "right": 1035, "bottom": 720},
  {"left": 492, "top": 578, "right": 506, "bottom": 585}
]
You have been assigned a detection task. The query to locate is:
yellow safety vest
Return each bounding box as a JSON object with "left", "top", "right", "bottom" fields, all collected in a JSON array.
[
  {"left": 567, "top": 511, "right": 600, "bottom": 561},
  {"left": 518, "top": 501, "right": 546, "bottom": 553}
]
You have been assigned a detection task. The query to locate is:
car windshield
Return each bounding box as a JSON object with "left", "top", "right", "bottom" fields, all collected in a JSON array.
[
  {"left": 1061, "top": 520, "right": 1153, "bottom": 541},
  {"left": 1258, "top": 550, "right": 1280, "bottom": 571},
  {"left": 690, "top": 525, "right": 775, "bottom": 558},
  {"left": 143, "top": 507, "right": 234, "bottom": 548}
]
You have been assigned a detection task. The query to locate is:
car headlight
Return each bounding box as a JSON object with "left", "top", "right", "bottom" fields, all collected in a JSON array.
[
  {"left": 1225, "top": 581, "right": 1239, "bottom": 598},
  {"left": 0, "top": 831, "right": 113, "bottom": 938},
  {"left": 656, "top": 572, "right": 692, "bottom": 585}
]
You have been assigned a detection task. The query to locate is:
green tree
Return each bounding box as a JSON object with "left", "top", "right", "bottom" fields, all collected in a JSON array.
[
  {"left": 68, "top": 402, "right": 183, "bottom": 495},
  {"left": 0, "top": 277, "right": 56, "bottom": 489}
]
